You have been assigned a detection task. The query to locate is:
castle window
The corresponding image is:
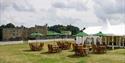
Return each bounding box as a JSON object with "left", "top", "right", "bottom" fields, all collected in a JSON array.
[
  {"left": 13, "top": 33, "right": 16, "bottom": 36},
  {"left": 13, "top": 30, "right": 15, "bottom": 32}
]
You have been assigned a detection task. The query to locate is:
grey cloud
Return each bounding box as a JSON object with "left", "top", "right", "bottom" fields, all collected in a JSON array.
[
  {"left": 0, "top": 0, "right": 11, "bottom": 11},
  {"left": 52, "top": 2, "right": 65, "bottom": 8},
  {"left": 93, "top": 0, "right": 125, "bottom": 25},
  {"left": 52, "top": 2, "right": 87, "bottom": 11},
  {"left": 12, "top": 2, "right": 34, "bottom": 11},
  {"left": 1, "top": 0, "right": 124, "bottom": 30},
  {"left": 94, "top": 0, "right": 125, "bottom": 14},
  {"left": 0, "top": 0, "right": 34, "bottom": 11},
  {"left": 57, "top": 17, "right": 81, "bottom": 25}
]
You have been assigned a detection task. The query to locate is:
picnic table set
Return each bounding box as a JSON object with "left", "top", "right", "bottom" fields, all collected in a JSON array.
[
  {"left": 74, "top": 44, "right": 89, "bottom": 56},
  {"left": 29, "top": 42, "right": 107, "bottom": 56},
  {"left": 57, "top": 41, "right": 71, "bottom": 50},
  {"left": 92, "top": 44, "right": 107, "bottom": 54},
  {"left": 29, "top": 42, "right": 44, "bottom": 51},
  {"left": 48, "top": 44, "right": 61, "bottom": 53}
]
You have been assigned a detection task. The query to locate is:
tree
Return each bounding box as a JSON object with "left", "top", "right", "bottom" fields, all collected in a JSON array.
[
  {"left": 0, "top": 25, "right": 6, "bottom": 28},
  {"left": 48, "top": 25, "right": 66, "bottom": 33},
  {"left": 0, "top": 23, "right": 15, "bottom": 28},
  {"left": 6, "top": 23, "right": 15, "bottom": 28},
  {"left": 66, "top": 25, "right": 80, "bottom": 35},
  {"left": 48, "top": 24, "right": 80, "bottom": 35}
]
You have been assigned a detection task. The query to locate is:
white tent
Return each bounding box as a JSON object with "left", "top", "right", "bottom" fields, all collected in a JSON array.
[{"left": 76, "top": 32, "right": 102, "bottom": 45}]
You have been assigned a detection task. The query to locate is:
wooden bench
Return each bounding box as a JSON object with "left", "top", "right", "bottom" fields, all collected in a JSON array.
[
  {"left": 72, "top": 43, "right": 78, "bottom": 51},
  {"left": 75, "top": 45, "right": 88, "bottom": 56},
  {"left": 57, "top": 42, "right": 71, "bottom": 50},
  {"left": 92, "top": 44, "right": 106, "bottom": 54},
  {"left": 29, "top": 42, "right": 44, "bottom": 51},
  {"left": 74, "top": 44, "right": 89, "bottom": 56},
  {"left": 48, "top": 44, "right": 61, "bottom": 53}
]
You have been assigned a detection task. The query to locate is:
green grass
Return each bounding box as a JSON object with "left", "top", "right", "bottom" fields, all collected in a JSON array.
[{"left": 0, "top": 42, "right": 125, "bottom": 63}]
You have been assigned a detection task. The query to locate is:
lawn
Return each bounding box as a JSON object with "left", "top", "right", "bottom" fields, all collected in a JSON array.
[{"left": 0, "top": 42, "right": 125, "bottom": 63}]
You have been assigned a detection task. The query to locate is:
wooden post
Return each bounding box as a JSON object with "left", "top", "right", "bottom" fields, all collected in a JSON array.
[
  {"left": 112, "top": 36, "right": 114, "bottom": 50},
  {"left": 116, "top": 36, "right": 118, "bottom": 47},
  {"left": 122, "top": 41, "right": 124, "bottom": 48},
  {"left": 112, "top": 42, "right": 114, "bottom": 50},
  {"left": 108, "top": 36, "right": 109, "bottom": 46},
  {"left": 123, "top": 40, "right": 124, "bottom": 46},
  {"left": 122, "top": 37, "right": 125, "bottom": 48},
  {"left": 105, "top": 37, "right": 107, "bottom": 45},
  {"left": 119, "top": 37, "right": 121, "bottom": 48}
]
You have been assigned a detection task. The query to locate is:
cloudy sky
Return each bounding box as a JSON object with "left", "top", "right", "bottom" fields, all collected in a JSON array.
[{"left": 0, "top": 0, "right": 125, "bottom": 35}]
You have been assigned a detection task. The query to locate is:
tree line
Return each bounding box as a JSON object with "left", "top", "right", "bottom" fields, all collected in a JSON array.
[{"left": 48, "top": 24, "right": 80, "bottom": 35}]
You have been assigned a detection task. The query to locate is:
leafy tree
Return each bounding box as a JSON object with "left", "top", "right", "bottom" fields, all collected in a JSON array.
[
  {"left": 66, "top": 25, "right": 80, "bottom": 35},
  {"left": 0, "top": 25, "right": 6, "bottom": 28},
  {"left": 6, "top": 23, "right": 15, "bottom": 28},
  {"left": 48, "top": 25, "right": 66, "bottom": 33},
  {"left": 0, "top": 23, "right": 15, "bottom": 28},
  {"left": 48, "top": 24, "right": 80, "bottom": 35}
]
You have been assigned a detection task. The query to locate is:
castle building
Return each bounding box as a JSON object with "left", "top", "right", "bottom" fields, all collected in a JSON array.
[{"left": 1, "top": 24, "right": 48, "bottom": 41}]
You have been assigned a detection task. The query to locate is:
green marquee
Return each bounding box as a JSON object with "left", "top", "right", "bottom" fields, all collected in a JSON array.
[
  {"left": 30, "top": 32, "right": 43, "bottom": 38},
  {"left": 95, "top": 31, "right": 105, "bottom": 36},
  {"left": 47, "top": 31, "right": 61, "bottom": 36},
  {"left": 75, "top": 32, "right": 88, "bottom": 37}
]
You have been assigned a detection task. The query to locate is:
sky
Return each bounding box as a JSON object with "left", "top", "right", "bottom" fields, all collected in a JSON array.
[{"left": 0, "top": 0, "right": 125, "bottom": 35}]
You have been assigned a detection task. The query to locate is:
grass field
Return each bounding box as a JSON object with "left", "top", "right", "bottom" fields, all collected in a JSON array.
[{"left": 0, "top": 42, "right": 125, "bottom": 63}]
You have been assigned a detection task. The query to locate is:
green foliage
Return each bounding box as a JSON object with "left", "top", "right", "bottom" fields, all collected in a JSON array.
[
  {"left": 48, "top": 25, "right": 66, "bottom": 33},
  {"left": 48, "top": 24, "right": 80, "bottom": 35},
  {"left": 66, "top": 25, "right": 80, "bottom": 35},
  {"left": 6, "top": 23, "right": 15, "bottom": 28},
  {"left": 0, "top": 23, "right": 15, "bottom": 28},
  {"left": 0, "top": 43, "right": 125, "bottom": 63}
]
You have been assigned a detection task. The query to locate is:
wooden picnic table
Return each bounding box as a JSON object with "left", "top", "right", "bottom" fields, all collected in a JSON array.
[
  {"left": 75, "top": 45, "right": 89, "bottom": 56},
  {"left": 48, "top": 44, "right": 61, "bottom": 53},
  {"left": 57, "top": 42, "right": 71, "bottom": 50},
  {"left": 96, "top": 45, "right": 106, "bottom": 53},
  {"left": 52, "top": 45, "right": 59, "bottom": 49}
]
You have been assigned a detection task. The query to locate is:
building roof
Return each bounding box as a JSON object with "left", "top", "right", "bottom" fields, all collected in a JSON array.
[
  {"left": 30, "top": 32, "right": 43, "bottom": 38},
  {"left": 47, "top": 31, "right": 61, "bottom": 36},
  {"left": 95, "top": 31, "right": 105, "bottom": 36},
  {"left": 76, "top": 32, "right": 88, "bottom": 37}
]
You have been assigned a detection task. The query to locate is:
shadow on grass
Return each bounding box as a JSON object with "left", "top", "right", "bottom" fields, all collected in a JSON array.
[
  {"left": 23, "top": 49, "right": 40, "bottom": 52},
  {"left": 41, "top": 52, "right": 61, "bottom": 54},
  {"left": 68, "top": 50, "right": 75, "bottom": 52},
  {"left": 91, "top": 52, "right": 107, "bottom": 55},
  {"left": 67, "top": 54, "right": 86, "bottom": 58}
]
